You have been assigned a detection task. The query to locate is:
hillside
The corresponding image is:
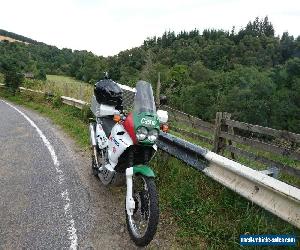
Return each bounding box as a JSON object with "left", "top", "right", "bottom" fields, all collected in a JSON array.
[
  {"left": 0, "top": 16, "right": 300, "bottom": 133},
  {"left": 0, "top": 35, "right": 29, "bottom": 44},
  {"left": 0, "top": 29, "right": 41, "bottom": 45}
]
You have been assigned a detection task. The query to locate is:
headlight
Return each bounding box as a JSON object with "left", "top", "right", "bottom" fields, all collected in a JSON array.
[
  {"left": 148, "top": 129, "right": 159, "bottom": 142},
  {"left": 136, "top": 127, "right": 148, "bottom": 141}
]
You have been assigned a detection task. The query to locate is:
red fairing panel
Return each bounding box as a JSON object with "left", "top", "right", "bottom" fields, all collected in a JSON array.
[{"left": 123, "top": 112, "right": 137, "bottom": 144}]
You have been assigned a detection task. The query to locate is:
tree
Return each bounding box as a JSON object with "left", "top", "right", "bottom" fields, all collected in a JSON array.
[
  {"left": 190, "top": 61, "right": 214, "bottom": 82},
  {"left": 2, "top": 59, "right": 24, "bottom": 94},
  {"left": 239, "top": 16, "right": 274, "bottom": 38},
  {"left": 218, "top": 66, "right": 275, "bottom": 126},
  {"left": 279, "top": 32, "right": 296, "bottom": 63},
  {"left": 36, "top": 68, "right": 46, "bottom": 80}
]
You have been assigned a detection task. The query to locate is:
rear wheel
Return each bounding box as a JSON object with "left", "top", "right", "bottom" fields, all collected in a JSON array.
[{"left": 126, "top": 175, "right": 159, "bottom": 247}]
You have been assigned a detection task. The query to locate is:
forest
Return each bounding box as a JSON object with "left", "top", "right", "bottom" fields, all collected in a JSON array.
[{"left": 0, "top": 17, "right": 299, "bottom": 133}]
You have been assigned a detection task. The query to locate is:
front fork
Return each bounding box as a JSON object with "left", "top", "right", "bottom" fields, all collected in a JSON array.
[
  {"left": 126, "top": 168, "right": 135, "bottom": 216},
  {"left": 125, "top": 166, "right": 156, "bottom": 216}
]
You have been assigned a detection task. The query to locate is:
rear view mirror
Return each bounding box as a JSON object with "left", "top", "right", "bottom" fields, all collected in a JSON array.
[{"left": 157, "top": 110, "right": 168, "bottom": 123}]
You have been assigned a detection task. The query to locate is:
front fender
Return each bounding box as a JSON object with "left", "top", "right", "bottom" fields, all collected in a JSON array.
[{"left": 133, "top": 165, "right": 155, "bottom": 177}]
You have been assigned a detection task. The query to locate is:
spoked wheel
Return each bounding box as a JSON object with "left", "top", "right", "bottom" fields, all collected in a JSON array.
[{"left": 126, "top": 175, "right": 159, "bottom": 247}]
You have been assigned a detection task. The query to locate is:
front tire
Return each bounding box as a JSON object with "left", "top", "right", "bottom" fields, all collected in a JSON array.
[{"left": 126, "top": 175, "right": 159, "bottom": 247}]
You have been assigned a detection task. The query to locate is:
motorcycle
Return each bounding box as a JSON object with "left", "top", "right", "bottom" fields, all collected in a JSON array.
[{"left": 89, "top": 78, "right": 168, "bottom": 246}]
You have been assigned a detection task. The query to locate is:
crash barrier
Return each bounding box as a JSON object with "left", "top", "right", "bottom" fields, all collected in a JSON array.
[
  {"left": 61, "top": 96, "right": 88, "bottom": 109},
  {"left": 4, "top": 85, "right": 300, "bottom": 228},
  {"left": 19, "top": 87, "right": 45, "bottom": 94},
  {"left": 161, "top": 105, "right": 300, "bottom": 178},
  {"left": 157, "top": 132, "right": 300, "bottom": 228}
]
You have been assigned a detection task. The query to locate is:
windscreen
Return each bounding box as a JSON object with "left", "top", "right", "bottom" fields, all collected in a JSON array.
[{"left": 134, "top": 81, "right": 156, "bottom": 113}]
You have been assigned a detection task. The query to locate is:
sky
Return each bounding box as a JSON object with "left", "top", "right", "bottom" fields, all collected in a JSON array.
[{"left": 0, "top": 0, "right": 299, "bottom": 56}]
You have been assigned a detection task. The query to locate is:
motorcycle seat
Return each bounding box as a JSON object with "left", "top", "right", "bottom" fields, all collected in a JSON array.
[{"left": 101, "top": 116, "right": 115, "bottom": 137}]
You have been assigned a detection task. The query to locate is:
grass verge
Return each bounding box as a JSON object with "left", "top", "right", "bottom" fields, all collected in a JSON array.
[{"left": 1, "top": 90, "right": 299, "bottom": 249}]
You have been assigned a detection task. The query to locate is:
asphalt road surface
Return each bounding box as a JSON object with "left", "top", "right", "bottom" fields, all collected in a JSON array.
[{"left": 0, "top": 100, "right": 171, "bottom": 249}]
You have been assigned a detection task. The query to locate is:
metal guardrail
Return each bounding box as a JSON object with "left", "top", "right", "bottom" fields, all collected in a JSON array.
[
  {"left": 157, "top": 132, "right": 300, "bottom": 228},
  {"left": 157, "top": 131, "right": 209, "bottom": 171},
  {"left": 19, "top": 87, "right": 45, "bottom": 94},
  {"left": 61, "top": 96, "right": 88, "bottom": 109}
]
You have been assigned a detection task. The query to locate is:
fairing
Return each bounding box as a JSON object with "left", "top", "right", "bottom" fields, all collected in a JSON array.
[
  {"left": 108, "top": 123, "right": 133, "bottom": 168},
  {"left": 134, "top": 81, "right": 156, "bottom": 114},
  {"left": 123, "top": 81, "right": 160, "bottom": 145},
  {"left": 123, "top": 113, "right": 137, "bottom": 144}
]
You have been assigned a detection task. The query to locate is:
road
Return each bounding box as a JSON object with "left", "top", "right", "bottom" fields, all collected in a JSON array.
[{"left": 0, "top": 100, "right": 171, "bottom": 249}]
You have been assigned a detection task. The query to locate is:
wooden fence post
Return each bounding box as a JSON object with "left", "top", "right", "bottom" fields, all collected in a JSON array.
[
  {"left": 213, "top": 112, "right": 231, "bottom": 154},
  {"left": 226, "top": 114, "right": 235, "bottom": 159},
  {"left": 188, "top": 114, "right": 195, "bottom": 128},
  {"left": 213, "top": 112, "right": 223, "bottom": 153}
]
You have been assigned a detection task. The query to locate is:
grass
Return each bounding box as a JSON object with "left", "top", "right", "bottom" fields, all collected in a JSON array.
[
  {"left": 0, "top": 89, "right": 299, "bottom": 249},
  {"left": 22, "top": 75, "right": 93, "bottom": 102}
]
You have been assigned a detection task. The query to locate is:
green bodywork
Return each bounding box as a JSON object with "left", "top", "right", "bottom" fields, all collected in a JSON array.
[
  {"left": 133, "top": 111, "right": 160, "bottom": 145},
  {"left": 133, "top": 165, "right": 155, "bottom": 177}
]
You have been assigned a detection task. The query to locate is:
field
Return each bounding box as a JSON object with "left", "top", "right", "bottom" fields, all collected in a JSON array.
[{"left": 22, "top": 75, "right": 93, "bottom": 102}]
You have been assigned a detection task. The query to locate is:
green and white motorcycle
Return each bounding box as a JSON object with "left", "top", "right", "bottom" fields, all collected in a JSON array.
[{"left": 89, "top": 80, "right": 168, "bottom": 246}]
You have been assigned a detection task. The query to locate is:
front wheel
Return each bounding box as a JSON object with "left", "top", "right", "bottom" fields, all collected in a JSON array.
[{"left": 126, "top": 175, "right": 159, "bottom": 247}]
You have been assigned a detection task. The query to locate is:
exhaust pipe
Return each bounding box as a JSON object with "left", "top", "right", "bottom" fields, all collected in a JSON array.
[{"left": 89, "top": 123, "right": 97, "bottom": 146}]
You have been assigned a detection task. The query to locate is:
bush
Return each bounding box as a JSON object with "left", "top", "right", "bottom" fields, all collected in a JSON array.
[
  {"left": 4, "top": 70, "right": 24, "bottom": 94},
  {"left": 52, "top": 95, "right": 63, "bottom": 108}
]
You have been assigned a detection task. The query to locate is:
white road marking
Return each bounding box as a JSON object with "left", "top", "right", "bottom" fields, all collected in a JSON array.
[{"left": 2, "top": 101, "right": 78, "bottom": 250}]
